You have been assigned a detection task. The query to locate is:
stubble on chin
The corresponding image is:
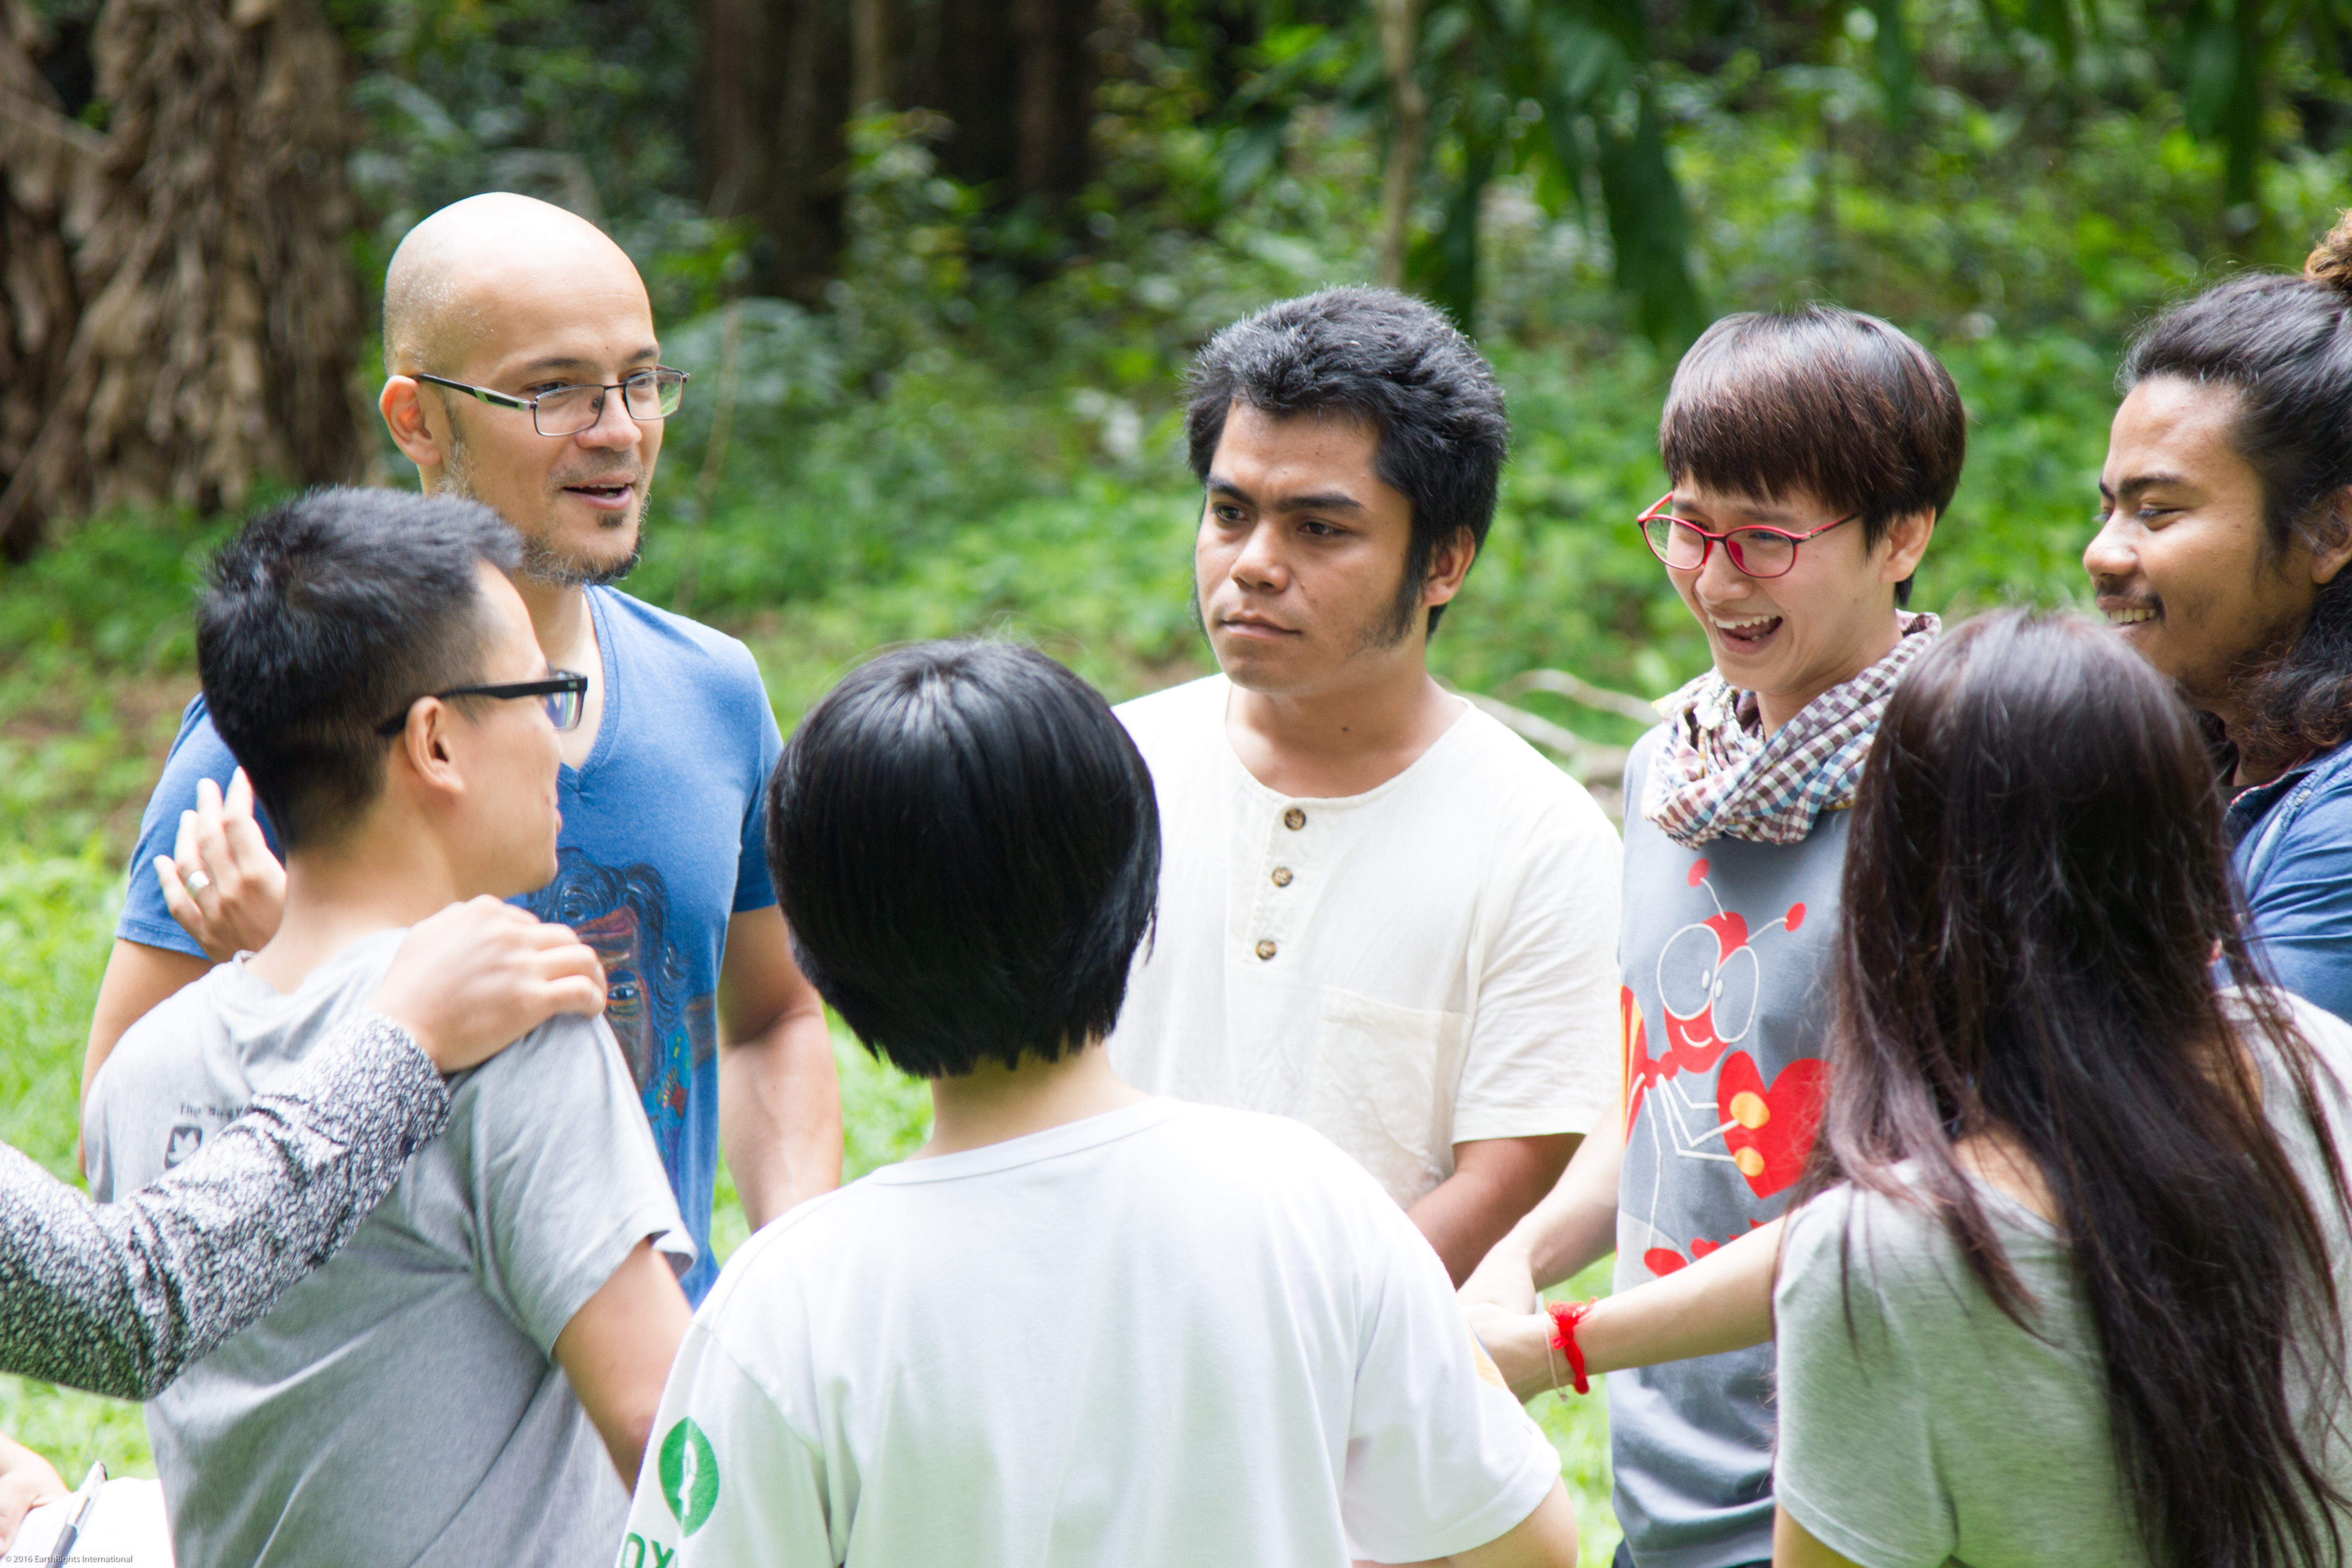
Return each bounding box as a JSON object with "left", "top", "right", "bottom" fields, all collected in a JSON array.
[
  {"left": 439, "top": 410, "right": 649, "bottom": 586},
  {"left": 515, "top": 483, "right": 652, "bottom": 589}
]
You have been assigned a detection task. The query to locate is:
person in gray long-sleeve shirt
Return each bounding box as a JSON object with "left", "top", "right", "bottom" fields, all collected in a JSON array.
[{"left": 0, "top": 894, "right": 604, "bottom": 1401}]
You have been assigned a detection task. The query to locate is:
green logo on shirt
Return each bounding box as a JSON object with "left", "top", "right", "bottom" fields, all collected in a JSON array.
[{"left": 659, "top": 1417, "right": 719, "bottom": 1536}]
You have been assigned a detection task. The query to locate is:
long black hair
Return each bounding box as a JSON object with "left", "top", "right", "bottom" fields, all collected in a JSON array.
[
  {"left": 1806, "top": 608, "right": 2352, "bottom": 1568},
  {"left": 2121, "top": 212, "right": 2352, "bottom": 778}
]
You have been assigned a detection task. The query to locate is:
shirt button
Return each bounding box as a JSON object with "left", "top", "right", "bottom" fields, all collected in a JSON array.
[
  {"left": 1254, "top": 938, "right": 1278, "bottom": 961},
  {"left": 1270, "top": 867, "right": 1294, "bottom": 887},
  {"left": 1283, "top": 807, "right": 1306, "bottom": 830}
]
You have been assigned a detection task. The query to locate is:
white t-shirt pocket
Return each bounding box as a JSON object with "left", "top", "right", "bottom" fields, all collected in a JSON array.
[{"left": 1303, "top": 989, "right": 1468, "bottom": 1207}]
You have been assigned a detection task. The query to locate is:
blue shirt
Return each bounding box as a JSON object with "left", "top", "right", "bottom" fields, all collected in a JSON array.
[
  {"left": 2226, "top": 736, "right": 2352, "bottom": 1025},
  {"left": 117, "top": 585, "right": 785, "bottom": 1303}
]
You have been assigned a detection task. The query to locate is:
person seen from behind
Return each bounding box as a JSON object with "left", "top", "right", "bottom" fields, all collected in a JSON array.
[
  {"left": 1110, "top": 287, "right": 1622, "bottom": 1286},
  {"left": 620, "top": 640, "right": 1579, "bottom": 1568},
  {"left": 2087, "top": 209, "right": 2352, "bottom": 1021},
  {"left": 1461, "top": 304, "right": 1961, "bottom": 1568},
  {"left": 83, "top": 488, "right": 694, "bottom": 1568}
]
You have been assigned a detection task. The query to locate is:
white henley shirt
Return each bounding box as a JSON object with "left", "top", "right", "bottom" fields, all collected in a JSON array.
[{"left": 1107, "top": 674, "right": 1624, "bottom": 1207}]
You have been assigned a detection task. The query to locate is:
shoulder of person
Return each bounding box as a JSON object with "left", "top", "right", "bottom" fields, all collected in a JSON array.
[
  {"left": 2230, "top": 986, "right": 2352, "bottom": 1107},
  {"left": 593, "top": 587, "right": 768, "bottom": 694},
  {"left": 457, "top": 1006, "right": 627, "bottom": 1086},
  {"left": 91, "top": 970, "right": 224, "bottom": 1107},
  {"left": 1111, "top": 673, "right": 1225, "bottom": 751},
  {"left": 1622, "top": 719, "right": 1669, "bottom": 800},
  {"left": 1776, "top": 1177, "right": 2000, "bottom": 1338},
  {"left": 1441, "top": 704, "right": 1619, "bottom": 840},
  {"left": 1160, "top": 1103, "right": 1420, "bottom": 1233},
  {"left": 2269, "top": 741, "right": 2352, "bottom": 851}
]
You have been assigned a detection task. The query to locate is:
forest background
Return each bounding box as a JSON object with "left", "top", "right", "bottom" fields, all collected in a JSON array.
[{"left": 2, "top": 0, "right": 2351, "bottom": 1550}]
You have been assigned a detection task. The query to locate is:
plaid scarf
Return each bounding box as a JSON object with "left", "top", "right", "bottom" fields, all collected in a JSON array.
[{"left": 1641, "top": 612, "right": 1940, "bottom": 848}]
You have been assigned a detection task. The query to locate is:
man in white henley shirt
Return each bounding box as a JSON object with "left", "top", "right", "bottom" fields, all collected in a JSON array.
[{"left": 1109, "top": 287, "right": 1622, "bottom": 1282}]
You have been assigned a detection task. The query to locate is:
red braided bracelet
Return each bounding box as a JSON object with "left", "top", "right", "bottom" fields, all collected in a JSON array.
[{"left": 1546, "top": 1300, "right": 1594, "bottom": 1395}]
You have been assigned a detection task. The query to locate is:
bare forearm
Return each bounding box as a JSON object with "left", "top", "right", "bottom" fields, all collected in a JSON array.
[
  {"left": 1513, "top": 1112, "right": 1625, "bottom": 1290},
  {"left": 1467, "top": 1214, "right": 1782, "bottom": 1404},
  {"left": 1408, "top": 1134, "right": 1577, "bottom": 1287},
  {"left": 719, "top": 1011, "right": 842, "bottom": 1231},
  {"left": 1578, "top": 1215, "right": 1779, "bottom": 1369}
]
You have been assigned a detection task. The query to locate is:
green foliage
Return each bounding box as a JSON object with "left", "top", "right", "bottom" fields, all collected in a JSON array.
[
  {"left": 0, "top": 845, "right": 151, "bottom": 1474},
  {"left": 0, "top": 510, "right": 232, "bottom": 859}
]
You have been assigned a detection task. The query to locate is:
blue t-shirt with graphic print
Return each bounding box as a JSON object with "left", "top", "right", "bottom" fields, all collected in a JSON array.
[{"left": 115, "top": 584, "right": 785, "bottom": 1305}]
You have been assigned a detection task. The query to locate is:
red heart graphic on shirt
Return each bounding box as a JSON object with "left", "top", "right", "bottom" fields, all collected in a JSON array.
[{"left": 1715, "top": 1051, "right": 1827, "bottom": 1199}]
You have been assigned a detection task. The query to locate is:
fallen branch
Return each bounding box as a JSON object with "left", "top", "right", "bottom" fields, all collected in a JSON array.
[
  {"left": 1491, "top": 667, "right": 1661, "bottom": 725},
  {"left": 1457, "top": 691, "right": 1629, "bottom": 789}
]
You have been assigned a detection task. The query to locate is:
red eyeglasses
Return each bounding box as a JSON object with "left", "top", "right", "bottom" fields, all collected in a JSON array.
[{"left": 1636, "top": 491, "right": 1856, "bottom": 580}]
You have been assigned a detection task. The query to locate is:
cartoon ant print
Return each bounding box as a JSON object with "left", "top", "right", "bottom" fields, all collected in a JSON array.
[{"left": 1622, "top": 856, "right": 1827, "bottom": 1277}]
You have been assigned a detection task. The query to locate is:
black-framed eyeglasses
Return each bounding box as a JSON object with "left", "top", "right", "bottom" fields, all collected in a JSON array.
[
  {"left": 415, "top": 368, "right": 689, "bottom": 438},
  {"left": 374, "top": 671, "right": 589, "bottom": 737},
  {"left": 1636, "top": 491, "right": 1857, "bottom": 580}
]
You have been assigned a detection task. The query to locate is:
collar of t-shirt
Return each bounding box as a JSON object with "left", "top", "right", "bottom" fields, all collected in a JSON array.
[
  {"left": 866, "top": 1100, "right": 1185, "bottom": 1186},
  {"left": 1215, "top": 681, "right": 1476, "bottom": 809}
]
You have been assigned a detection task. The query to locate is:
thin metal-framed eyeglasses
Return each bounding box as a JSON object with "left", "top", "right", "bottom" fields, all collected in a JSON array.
[
  {"left": 374, "top": 671, "right": 589, "bottom": 738},
  {"left": 415, "top": 368, "right": 689, "bottom": 437},
  {"left": 1636, "top": 491, "right": 1857, "bottom": 580}
]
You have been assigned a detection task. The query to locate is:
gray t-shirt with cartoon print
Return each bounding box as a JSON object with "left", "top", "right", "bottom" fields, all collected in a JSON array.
[
  {"left": 85, "top": 928, "right": 693, "bottom": 1568},
  {"left": 1612, "top": 728, "right": 1851, "bottom": 1568}
]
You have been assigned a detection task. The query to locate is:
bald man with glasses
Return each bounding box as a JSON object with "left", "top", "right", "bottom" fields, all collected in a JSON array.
[{"left": 84, "top": 193, "right": 842, "bottom": 1305}]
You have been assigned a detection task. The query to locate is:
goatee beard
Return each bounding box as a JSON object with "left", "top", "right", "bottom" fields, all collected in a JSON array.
[{"left": 443, "top": 451, "right": 649, "bottom": 588}]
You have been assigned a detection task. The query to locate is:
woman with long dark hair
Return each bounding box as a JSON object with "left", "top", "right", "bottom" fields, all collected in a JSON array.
[
  {"left": 1477, "top": 607, "right": 2352, "bottom": 1567},
  {"left": 1767, "top": 606, "right": 2352, "bottom": 1566}
]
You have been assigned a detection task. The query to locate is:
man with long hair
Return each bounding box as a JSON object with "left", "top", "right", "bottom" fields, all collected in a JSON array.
[{"left": 2086, "top": 210, "right": 2352, "bottom": 1021}]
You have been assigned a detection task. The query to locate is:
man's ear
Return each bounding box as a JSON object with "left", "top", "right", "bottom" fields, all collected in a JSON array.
[
  {"left": 1878, "top": 510, "right": 1936, "bottom": 585},
  {"left": 379, "top": 377, "right": 446, "bottom": 478},
  {"left": 2309, "top": 486, "right": 2352, "bottom": 587},
  {"left": 390, "top": 700, "right": 469, "bottom": 806},
  {"left": 1421, "top": 527, "right": 1479, "bottom": 610}
]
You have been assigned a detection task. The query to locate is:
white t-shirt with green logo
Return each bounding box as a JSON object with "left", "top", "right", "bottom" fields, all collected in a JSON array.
[{"left": 617, "top": 1098, "right": 1560, "bottom": 1566}]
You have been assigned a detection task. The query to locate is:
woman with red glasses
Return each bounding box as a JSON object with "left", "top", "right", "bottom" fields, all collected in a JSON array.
[{"left": 1462, "top": 304, "right": 1964, "bottom": 1568}]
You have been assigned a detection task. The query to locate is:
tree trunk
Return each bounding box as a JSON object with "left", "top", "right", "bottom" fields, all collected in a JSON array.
[
  {"left": 43, "top": 0, "right": 365, "bottom": 522},
  {"left": 699, "top": 0, "right": 1102, "bottom": 301},
  {"left": 698, "top": 0, "right": 766, "bottom": 220},
  {"left": 699, "top": 0, "right": 849, "bottom": 305},
  {"left": 0, "top": 1, "right": 98, "bottom": 555},
  {"left": 1376, "top": 0, "right": 1426, "bottom": 291},
  {"left": 851, "top": 0, "right": 894, "bottom": 114}
]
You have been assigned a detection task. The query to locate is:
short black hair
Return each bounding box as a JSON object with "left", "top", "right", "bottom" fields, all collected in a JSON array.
[
  {"left": 196, "top": 486, "right": 520, "bottom": 852},
  {"left": 767, "top": 641, "right": 1160, "bottom": 1078},
  {"left": 1660, "top": 305, "right": 1965, "bottom": 607},
  {"left": 1185, "top": 286, "right": 1509, "bottom": 634}
]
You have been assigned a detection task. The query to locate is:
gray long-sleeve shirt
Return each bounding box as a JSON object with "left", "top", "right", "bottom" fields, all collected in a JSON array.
[{"left": 0, "top": 1011, "right": 446, "bottom": 1398}]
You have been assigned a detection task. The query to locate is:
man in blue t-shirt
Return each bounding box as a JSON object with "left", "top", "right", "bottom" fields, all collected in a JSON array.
[{"left": 82, "top": 193, "right": 842, "bottom": 1304}]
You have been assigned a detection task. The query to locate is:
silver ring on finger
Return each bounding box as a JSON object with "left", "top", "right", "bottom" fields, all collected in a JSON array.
[{"left": 184, "top": 869, "right": 213, "bottom": 896}]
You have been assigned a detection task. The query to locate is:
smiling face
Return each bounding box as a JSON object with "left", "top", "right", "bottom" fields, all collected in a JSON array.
[
  {"left": 439, "top": 564, "right": 566, "bottom": 896},
  {"left": 1663, "top": 480, "right": 1933, "bottom": 732},
  {"left": 1194, "top": 403, "right": 1467, "bottom": 697},
  {"left": 2086, "top": 377, "right": 2333, "bottom": 727}
]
